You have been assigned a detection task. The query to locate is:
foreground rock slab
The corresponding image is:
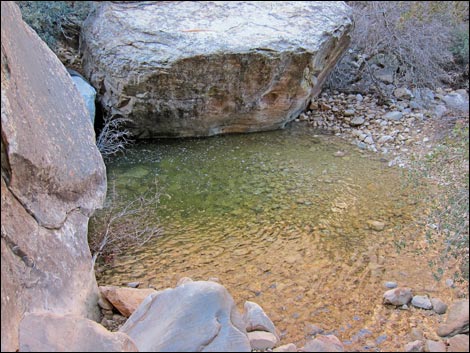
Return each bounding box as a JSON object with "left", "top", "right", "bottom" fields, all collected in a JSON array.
[
  {"left": 81, "top": 1, "right": 352, "bottom": 138},
  {"left": 1, "top": 2, "right": 106, "bottom": 351},
  {"left": 120, "top": 280, "right": 251, "bottom": 352},
  {"left": 19, "top": 312, "right": 137, "bottom": 352}
]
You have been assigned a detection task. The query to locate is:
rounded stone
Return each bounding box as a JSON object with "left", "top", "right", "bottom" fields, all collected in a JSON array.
[{"left": 411, "top": 295, "right": 433, "bottom": 310}]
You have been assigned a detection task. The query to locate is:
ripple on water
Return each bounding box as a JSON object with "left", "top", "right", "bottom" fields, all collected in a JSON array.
[{"left": 94, "top": 124, "right": 446, "bottom": 351}]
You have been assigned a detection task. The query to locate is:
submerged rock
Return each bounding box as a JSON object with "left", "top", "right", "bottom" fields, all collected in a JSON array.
[
  {"left": 303, "top": 334, "right": 344, "bottom": 352},
  {"left": 437, "top": 300, "right": 469, "bottom": 337},
  {"left": 424, "top": 340, "right": 446, "bottom": 352},
  {"left": 430, "top": 298, "right": 447, "bottom": 315},
  {"left": 404, "top": 340, "right": 424, "bottom": 352},
  {"left": 383, "top": 287, "right": 413, "bottom": 306},
  {"left": 81, "top": 1, "right": 352, "bottom": 138},
  {"left": 447, "top": 334, "right": 469, "bottom": 352},
  {"left": 411, "top": 295, "right": 433, "bottom": 310}
]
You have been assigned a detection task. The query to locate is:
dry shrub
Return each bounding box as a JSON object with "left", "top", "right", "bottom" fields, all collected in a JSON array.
[
  {"left": 328, "top": 1, "right": 469, "bottom": 93},
  {"left": 96, "top": 115, "right": 133, "bottom": 158},
  {"left": 88, "top": 179, "right": 163, "bottom": 266}
]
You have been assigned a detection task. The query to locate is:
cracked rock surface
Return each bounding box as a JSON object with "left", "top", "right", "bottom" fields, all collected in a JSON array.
[
  {"left": 1, "top": 2, "right": 106, "bottom": 351},
  {"left": 81, "top": 1, "right": 352, "bottom": 138}
]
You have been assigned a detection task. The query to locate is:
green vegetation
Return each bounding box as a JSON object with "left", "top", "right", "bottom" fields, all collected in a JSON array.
[
  {"left": 16, "top": 1, "right": 91, "bottom": 51},
  {"left": 451, "top": 26, "right": 469, "bottom": 65}
]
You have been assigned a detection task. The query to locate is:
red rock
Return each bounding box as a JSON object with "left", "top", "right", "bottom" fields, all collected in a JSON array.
[{"left": 100, "top": 286, "right": 157, "bottom": 317}]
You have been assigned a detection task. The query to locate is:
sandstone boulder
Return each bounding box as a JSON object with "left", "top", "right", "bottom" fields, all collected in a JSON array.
[
  {"left": 447, "top": 334, "right": 469, "bottom": 352},
  {"left": 100, "top": 286, "right": 158, "bottom": 317},
  {"left": 1, "top": 2, "right": 106, "bottom": 351},
  {"left": 437, "top": 300, "right": 469, "bottom": 337},
  {"left": 81, "top": 1, "right": 352, "bottom": 138},
  {"left": 120, "top": 280, "right": 251, "bottom": 351},
  {"left": 19, "top": 312, "right": 137, "bottom": 352}
]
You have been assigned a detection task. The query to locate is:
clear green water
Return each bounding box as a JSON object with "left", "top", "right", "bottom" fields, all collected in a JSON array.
[{"left": 94, "top": 123, "right": 447, "bottom": 351}]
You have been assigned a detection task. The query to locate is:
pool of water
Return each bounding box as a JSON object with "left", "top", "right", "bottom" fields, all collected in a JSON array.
[{"left": 93, "top": 123, "right": 451, "bottom": 351}]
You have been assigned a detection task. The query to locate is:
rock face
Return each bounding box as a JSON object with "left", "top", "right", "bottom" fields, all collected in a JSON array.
[
  {"left": 120, "top": 280, "right": 251, "bottom": 352},
  {"left": 81, "top": 1, "right": 352, "bottom": 138},
  {"left": 1, "top": 2, "right": 106, "bottom": 351},
  {"left": 19, "top": 312, "right": 138, "bottom": 352}
]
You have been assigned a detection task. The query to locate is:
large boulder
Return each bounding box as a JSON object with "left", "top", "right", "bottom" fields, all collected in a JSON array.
[
  {"left": 120, "top": 280, "right": 251, "bottom": 352},
  {"left": 1, "top": 2, "right": 106, "bottom": 351},
  {"left": 81, "top": 1, "right": 352, "bottom": 138},
  {"left": 19, "top": 312, "right": 138, "bottom": 352}
]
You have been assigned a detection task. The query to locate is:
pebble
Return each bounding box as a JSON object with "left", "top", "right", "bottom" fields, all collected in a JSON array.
[
  {"left": 126, "top": 281, "right": 141, "bottom": 288},
  {"left": 384, "top": 111, "right": 403, "bottom": 121},
  {"left": 384, "top": 281, "right": 398, "bottom": 289},
  {"left": 367, "top": 220, "right": 385, "bottom": 231},
  {"left": 333, "top": 151, "right": 346, "bottom": 157},
  {"left": 304, "top": 322, "right": 324, "bottom": 336}
]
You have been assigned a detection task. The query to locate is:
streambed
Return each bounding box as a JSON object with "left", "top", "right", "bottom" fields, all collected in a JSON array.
[{"left": 94, "top": 123, "right": 450, "bottom": 351}]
